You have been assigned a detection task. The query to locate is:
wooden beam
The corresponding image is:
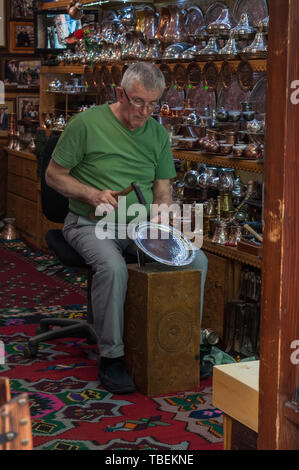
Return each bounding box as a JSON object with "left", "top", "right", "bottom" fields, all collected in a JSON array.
[{"left": 259, "top": 0, "right": 299, "bottom": 449}]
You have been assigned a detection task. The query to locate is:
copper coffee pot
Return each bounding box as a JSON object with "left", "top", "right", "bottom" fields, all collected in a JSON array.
[{"left": 0, "top": 218, "right": 18, "bottom": 240}]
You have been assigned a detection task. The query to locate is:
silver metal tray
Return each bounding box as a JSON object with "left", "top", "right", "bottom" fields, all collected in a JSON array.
[{"left": 134, "top": 222, "right": 195, "bottom": 266}]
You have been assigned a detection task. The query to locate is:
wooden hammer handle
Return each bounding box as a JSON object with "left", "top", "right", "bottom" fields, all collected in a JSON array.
[{"left": 89, "top": 184, "right": 134, "bottom": 219}]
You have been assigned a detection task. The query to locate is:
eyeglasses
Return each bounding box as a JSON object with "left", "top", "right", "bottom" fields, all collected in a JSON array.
[{"left": 123, "top": 88, "right": 159, "bottom": 111}]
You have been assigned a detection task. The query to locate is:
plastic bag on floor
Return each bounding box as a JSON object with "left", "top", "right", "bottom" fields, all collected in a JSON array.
[{"left": 202, "top": 346, "right": 256, "bottom": 367}]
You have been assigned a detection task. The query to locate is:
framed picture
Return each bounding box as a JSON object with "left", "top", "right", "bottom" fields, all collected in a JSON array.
[
  {"left": 3, "top": 58, "right": 40, "bottom": 88},
  {"left": 0, "top": 98, "right": 16, "bottom": 136},
  {"left": 10, "top": 21, "right": 34, "bottom": 53},
  {"left": 17, "top": 95, "right": 39, "bottom": 125},
  {"left": 10, "top": 0, "right": 34, "bottom": 20},
  {"left": 0, "top": 0, "right": 6, "bottom": 48}
]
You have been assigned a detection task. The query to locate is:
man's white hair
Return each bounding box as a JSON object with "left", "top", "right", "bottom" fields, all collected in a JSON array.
[{"left": 121, "top": 62, "right": 165, "bottom": 93}]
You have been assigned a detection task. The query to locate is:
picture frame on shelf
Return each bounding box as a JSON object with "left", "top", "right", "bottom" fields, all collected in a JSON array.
[
  {"left": 2, "top": 57, "right": 40, "bottom": 89},
  {"left": 9, "top": 0, "right": 34, "bottom": 20},
  {"left": 0, "top": 98, "right": 16, "bottom": 136},
  {"left": 17, "top": 95, "right": 39, "bottom": 126},
  {"left": 0, "top": 0, "right": 6, "bottom": 48},
  {"left": 9, "top": 21, "right": 35, "bottom": 54}
]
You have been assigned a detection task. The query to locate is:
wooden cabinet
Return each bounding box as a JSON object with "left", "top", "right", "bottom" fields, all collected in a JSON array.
[
  {"left": 5, "top": 148, "right": 62, "bottom": 249},
  {"left": 0, "top": 139, "right": 8, "bottom": 218},
  {"left": 6, "top": 149, "right": 38, "bottom": 246}
]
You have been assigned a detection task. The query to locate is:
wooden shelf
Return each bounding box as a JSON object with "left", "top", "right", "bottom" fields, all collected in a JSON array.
[
  {"left": 40, "top": 65, "right": 86, "bottom": 75},
  {"left": 202, "top": 237, "right": 262, "bottom": 269},
  {"left": 173, "top": 149, "right": 264, "bottom": 174},
  {"left": 40, "top": 0, "right": 153, "bottom": 9},
  {"left": 4, "top": 147, "right": 36, "bottom": 162},
  {"left": 284, "top": 401, "right": 299, "bottom": 427}
]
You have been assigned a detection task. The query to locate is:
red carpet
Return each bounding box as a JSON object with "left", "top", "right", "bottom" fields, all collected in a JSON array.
[{"left": 0, "top": 240, "right": 223, "bottom": 451}]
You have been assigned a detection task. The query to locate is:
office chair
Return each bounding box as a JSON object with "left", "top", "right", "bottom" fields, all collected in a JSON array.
[{"left": 23, "top": 135, "right": 98, "bottom": 358}]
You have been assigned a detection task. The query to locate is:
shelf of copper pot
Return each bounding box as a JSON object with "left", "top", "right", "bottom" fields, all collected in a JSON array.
[
  {"left": 40, "top": 57, "right": 267, "bottom": 76},
  {"left": 172, "top": 149, "right": 264, "bottom": 174},
  {"left": 201, "top": 235, "right": 262, "bottom": 269}
]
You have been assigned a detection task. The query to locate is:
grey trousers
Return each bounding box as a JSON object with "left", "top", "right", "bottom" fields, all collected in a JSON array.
[{"left": 63, "top": 212, "right": 208, "bottom": 358}]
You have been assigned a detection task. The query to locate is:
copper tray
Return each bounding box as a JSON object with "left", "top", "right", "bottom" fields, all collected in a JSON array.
[
  {"left": 220, "top": 61, "right": 233, "bottom": 90},
  {"left": 203, "top": 62, "right": 219, "bottom": 92},
  {"left": 237, "top": 60, "right": 254, "bottom": 92},
  {"left": 187, "top": 62, "right": 202, "bottom": 89}
]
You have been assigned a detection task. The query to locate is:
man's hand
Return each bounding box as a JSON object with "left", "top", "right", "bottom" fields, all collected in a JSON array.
[{"left": 88, "top": 187, "right": 120, "bottom": 209}]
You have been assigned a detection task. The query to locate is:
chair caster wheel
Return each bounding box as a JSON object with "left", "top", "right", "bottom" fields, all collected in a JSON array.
[{"left": 23, "top": 344, "right": 38, "bottom": 358}]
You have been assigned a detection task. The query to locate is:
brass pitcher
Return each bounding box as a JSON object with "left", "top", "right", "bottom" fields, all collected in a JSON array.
[{"left": 0, "top": 218, "right": 18, "bottom": 240}]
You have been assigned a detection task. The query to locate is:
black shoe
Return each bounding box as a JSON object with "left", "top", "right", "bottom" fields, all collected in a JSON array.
[{"left": 98, "top": 357, "right": 136, "bottom": 394}]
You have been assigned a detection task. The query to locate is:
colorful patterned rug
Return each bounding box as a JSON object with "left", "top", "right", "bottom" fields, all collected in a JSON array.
[{"left": 0, "top": 239, "right": 223, "bottom": 451}]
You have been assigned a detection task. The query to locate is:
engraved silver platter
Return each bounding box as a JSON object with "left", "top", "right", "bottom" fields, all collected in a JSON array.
[{"left": 134, "top": 222, "right": 195, "bottom": 266}]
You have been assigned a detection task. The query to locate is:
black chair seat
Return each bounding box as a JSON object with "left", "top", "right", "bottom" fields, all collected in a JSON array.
[{"left": 46, "top": 230, "right": 88, "bottom": 268}]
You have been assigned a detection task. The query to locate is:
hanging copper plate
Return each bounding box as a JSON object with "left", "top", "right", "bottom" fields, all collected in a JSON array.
[
  {"left": 220, "top": 61, "right": 232, "bottom": 90},
  {"left": 237, "top": 60, "right": 254, "bottom": 91},
  {"left": 249, "top": 74, "right": 267, "bottom": 114},
  {"left": 111, "top": 65, "right": 122, "bottom": 87},
  {"left": 203, "top": 62, "right": 219, "bottom": 92},
  {"left": 187, "top": 62, "right": 201, "bottom": 89},
  {"left": 159, "top": 64, "right": 173, "bottom": 89},
  {"left": 101, "top": 65, "right": 112, "bottom": 88},
  {"left": 173, "top": 64, "right": 187, "bottom": 92},
  {"left": 84, "top": 66, "right": 97, "bottom": 91},
  {"left": 94, "top": 66, "right": 103, "bottom": 93}
]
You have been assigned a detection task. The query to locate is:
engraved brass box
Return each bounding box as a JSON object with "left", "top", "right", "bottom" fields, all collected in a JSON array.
[{"left": 124, "top": 264, "right": 202, "bottom": 396}]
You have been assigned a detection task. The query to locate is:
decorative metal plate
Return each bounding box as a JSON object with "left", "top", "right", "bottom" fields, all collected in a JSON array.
[
  {"left": 84, "top": 66, "right": 97, "bottom": 91},
  {"left": 237, "top": 60, "right": 254, "bottom": 91},
  {"left": 159, "top": 64, "right": 173, "bottom": 89},
  {"left": 187, "top": 62, "right": 202, "bottom": 89},
  {"left": 185, "top": 6, "right": 204, "bottom": 36},
  {"left": 95, "top": 66, "right": 103, "bottom": 93},
  {"left": 249, "top": 74, "right": 267, "bottom": 114},
  {"left": 233, "top": 0, "right": 268, "bottom": 26},
  {"left": 217, "top": 75, "right": 251, "bottom": 110},
  {"left": 173, "top": 64, "right": 187, "bottom": 92},
  {"left": 111, "top": 65, "right": 122, "bottom": 87},
  {"left": 220, "top": 61, "right": 233, "bottom": 90},
  {"left": 203, "top": 62, "right": 219, "bottom": 92},
  {"left": 205, "top": 1, "right": 227, "bottom": 25},
  {"left": 101, "top": 65, "right": 112, "bottom": 87},
  {"left": 134, "top": 222, "right": 195, "bottom": 266}
]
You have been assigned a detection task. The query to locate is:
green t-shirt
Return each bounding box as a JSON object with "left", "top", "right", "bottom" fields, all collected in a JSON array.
[{"left": 52, "top": 103, "right": 176, "bottom": 223}]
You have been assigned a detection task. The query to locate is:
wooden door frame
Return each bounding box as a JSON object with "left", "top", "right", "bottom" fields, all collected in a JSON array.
[{"left": 259, "top": 0, "right": 299, "bottom": 449}]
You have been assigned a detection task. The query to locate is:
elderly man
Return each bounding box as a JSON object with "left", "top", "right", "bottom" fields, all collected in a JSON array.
[{"left": 46, "top": 62, "right": 208, "bottom": 394}]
